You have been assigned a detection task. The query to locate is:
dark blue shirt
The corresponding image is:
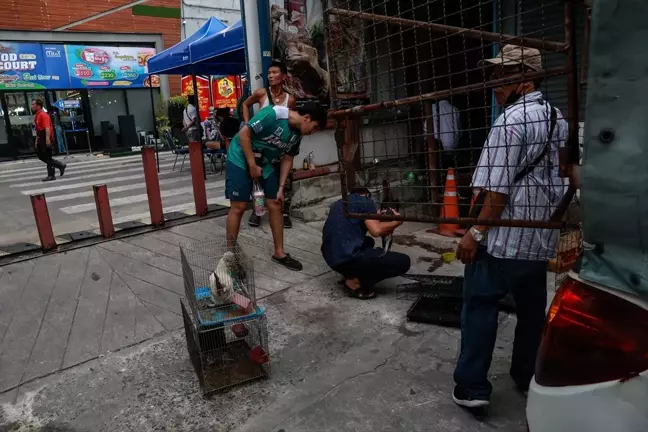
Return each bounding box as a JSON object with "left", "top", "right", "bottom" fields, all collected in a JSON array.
[{"left": 321, "top": 194, "right": 377, "bottom": 268}]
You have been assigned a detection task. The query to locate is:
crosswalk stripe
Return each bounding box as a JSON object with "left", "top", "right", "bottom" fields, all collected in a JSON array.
[
  {"left": 0, "top": 155, "right": 177, "bottom": 182},
  {"left": 60, "top": 180, "right": 226, "bottom": 214},
  {"left": 0, "top": 152, "right": 174, "bottom": 175},
  {"left": 10, "top": 161, "right": 178, "bottom": 188},
  {"left": 100, "top": 197, "right": 230, "bottom": 227},
  {"left": 44, "top": 175, "right": 224, "bottom": 203},
  {"left": 21, "top": 172, "right": 163, "bottom": 195}
]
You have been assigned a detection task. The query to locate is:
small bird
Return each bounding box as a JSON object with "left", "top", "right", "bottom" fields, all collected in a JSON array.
[{"left": 208, "top": 251, "right": 237, "bottom": 302}]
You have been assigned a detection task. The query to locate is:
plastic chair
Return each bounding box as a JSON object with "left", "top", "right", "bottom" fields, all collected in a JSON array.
[{"left": 165, "top": 130, "right": 189, "bottom": 171}]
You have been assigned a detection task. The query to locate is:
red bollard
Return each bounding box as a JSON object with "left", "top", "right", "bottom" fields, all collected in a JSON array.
[
  {"left": 93, "top": 184, "right": 114, "bottom": 238},
  {"left": 30, "top": 194, "right": 56, "bottom": 251},
  {"left": 189, "top": 141, "right": 208, "bottom": 217},
  {"left": 142, "top": 147, "right": 164, "bottom": 226}
]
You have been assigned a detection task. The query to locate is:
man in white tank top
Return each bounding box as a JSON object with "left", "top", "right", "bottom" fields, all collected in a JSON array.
[{"left": 242, "top": 61, "right": 297, "bottom": 229}]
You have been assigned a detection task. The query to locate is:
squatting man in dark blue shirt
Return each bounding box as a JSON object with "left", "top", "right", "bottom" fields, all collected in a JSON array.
[{"left": 321, "top": 188, "right": 411, "bottom": 299}]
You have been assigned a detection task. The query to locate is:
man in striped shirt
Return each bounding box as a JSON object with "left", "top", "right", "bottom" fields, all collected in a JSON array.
[{"left": 452, "top": 45, "right": 568, "bottom": 410}]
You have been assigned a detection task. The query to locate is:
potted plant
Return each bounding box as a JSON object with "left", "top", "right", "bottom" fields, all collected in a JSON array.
[{"left": 167, "top": 94, "right": 188, "bottom": 126}]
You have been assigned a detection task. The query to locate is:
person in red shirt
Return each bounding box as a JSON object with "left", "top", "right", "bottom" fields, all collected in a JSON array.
[{"left": 32, "top": 99, "right": 66, "bottom": 182}]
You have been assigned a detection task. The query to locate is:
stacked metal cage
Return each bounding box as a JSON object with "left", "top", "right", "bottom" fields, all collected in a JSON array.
[{"left": 180, "top": 238, "right": 270, "bottom": 396}]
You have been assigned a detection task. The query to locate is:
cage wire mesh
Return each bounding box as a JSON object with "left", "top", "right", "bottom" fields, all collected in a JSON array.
[
  {"left": 180, "top": 237, "right": 257, "bottom": 324},
  {"left": 324, "top": 0, "right": 588, "bottom": 262},
  {"left": 181, "top": 299, "right": 270, "bottom": 396},
  {"left": 179, "top": 238, "right": 270, "bottom": 395}
]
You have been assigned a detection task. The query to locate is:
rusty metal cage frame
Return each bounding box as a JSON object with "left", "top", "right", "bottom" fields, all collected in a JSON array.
[{"left": 322, "top": 0, "right": 584, "bottom": 231}]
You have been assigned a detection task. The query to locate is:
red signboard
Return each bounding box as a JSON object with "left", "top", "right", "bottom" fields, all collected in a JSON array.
[
  {"left": 211, "top": 75, "right": 241, "bottom": 109},
  {"left": 181, "top": 75, "right": 211, "bottom": 121}
]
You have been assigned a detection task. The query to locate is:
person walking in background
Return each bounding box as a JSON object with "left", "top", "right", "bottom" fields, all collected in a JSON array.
[
  {"left": 182, "top": 94, "right": 200, "bottom": 143},
  {"left": 32, "top": 99, "right": 66, "bottom": 182},
  {"left": 452, "top": 45, "right": 568, "bottom": 410},
  {"left": 242, "top": 61, "right": 297, "bottom": 228}
]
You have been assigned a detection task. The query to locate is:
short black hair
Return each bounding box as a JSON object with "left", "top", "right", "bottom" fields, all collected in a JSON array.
[
  {"left": 350, "top": 187, "right": 371, "bottom": 196},
  {"left": 187, "top": 94, "right": 196, "bottom": 105},
  {"left": 269, "top": 60, "right": 287, "bottom": 75},
  {"left": 32, "top": 98, "right": 44, "bottom": 108},
  {"left": 296, "top": 102, "right": 328, "bottom": 130}
]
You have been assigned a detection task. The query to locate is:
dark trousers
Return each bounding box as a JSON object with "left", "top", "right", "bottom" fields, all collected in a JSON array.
[
  {"left": 333, "top": 237, "right": 411, "bottom": 288},
  {"left": 36, "top": 142, "right": 65, "bottom": 177},
  {"left": 453, "top": 248, "right": 547, "bottom": 399}
]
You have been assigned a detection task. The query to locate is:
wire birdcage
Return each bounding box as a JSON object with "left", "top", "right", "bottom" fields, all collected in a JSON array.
[
  {"left": 181, "top": 299, "right": 270, "bottom": 396},
  {"left": 180, "top": 237, "right": 257, "bottom": 324}
]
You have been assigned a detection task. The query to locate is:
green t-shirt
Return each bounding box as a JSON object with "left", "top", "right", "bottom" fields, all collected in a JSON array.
[{"left": 227, "top": 105, "right": 302, "bottom": 179}]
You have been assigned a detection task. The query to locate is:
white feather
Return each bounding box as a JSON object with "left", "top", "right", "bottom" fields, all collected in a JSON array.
[{"left": 209, "top": 252, "right": 236, "bottom": 301}]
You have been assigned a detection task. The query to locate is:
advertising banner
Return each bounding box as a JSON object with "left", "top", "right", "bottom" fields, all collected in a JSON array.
[
  {"left": 211, "top": 76, "right": 241, "bottom": 109},
  {"left": 181, "top": 75, "right": 211, "bottom": 121},
  {"left": 65, "top": 45, "right": 159, "bottom": 88},
  {"left": 0, "top": 42, "right": 70, "bottom": 90}
]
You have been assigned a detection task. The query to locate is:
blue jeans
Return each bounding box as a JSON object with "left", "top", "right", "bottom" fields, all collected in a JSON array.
[{"left": 453, "top": 248, "right": 547, "bottom": 399}]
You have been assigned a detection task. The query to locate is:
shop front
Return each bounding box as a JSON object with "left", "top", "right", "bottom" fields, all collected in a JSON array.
[{"left": 0, "top": 41, "right": 161, "bottom": 159}]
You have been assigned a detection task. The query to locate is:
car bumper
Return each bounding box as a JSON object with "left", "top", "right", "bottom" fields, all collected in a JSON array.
[{"left": 526, "top": 373, "right": 648, "bottom": 432}]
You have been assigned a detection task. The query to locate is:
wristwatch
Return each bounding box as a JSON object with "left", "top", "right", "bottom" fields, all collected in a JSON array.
[{"left": 469, "top": 227, "right": 486, "bottom": 243}]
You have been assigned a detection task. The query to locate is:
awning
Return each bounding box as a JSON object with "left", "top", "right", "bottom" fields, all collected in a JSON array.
[
  {"left": 147, "top": 17, "right": 228, "bottom": 75},
  {"left": 189, "top": 21, "right": 246, "bottom": 76}
]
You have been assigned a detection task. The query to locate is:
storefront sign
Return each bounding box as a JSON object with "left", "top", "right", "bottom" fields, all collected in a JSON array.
[
  {"left": 53, "top": 98, "right": 81, "bottom": 110},
  {"left": 0, "top": 42, "right": 70, "bottom": 90},
  {"left": 65, "top": 45, "right": 158, "bottom": 88},
  {"left": 181, "top": 75, "right": 211, "bottom": 121},
  {"left": 211, "top": 76, "right": 240, "bottom": 109}
]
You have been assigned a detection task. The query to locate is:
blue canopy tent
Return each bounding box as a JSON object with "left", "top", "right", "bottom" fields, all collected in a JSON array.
[
  {"left": 147, "top": 17, "right": 227, "bottom": 75},
  {"left": 146, "top": 19, "right": 246, "bottom": 172}
]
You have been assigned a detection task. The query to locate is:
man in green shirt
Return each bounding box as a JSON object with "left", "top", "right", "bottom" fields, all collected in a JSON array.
[{"left": 225, "top": 102, "right": 327, "bottom": 271}]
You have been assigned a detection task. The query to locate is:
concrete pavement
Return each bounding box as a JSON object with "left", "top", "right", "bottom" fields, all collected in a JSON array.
[{"left": 0, "top": 215, "right": 543, "bottom": 432}]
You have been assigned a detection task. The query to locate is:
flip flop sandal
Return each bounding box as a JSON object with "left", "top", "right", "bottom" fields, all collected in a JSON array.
[
  {"left": 342, "top": 283, "right": 376, "bottom": 300},
  {"left": 272, "top": 254, "right": 303, "bottom": 271}
]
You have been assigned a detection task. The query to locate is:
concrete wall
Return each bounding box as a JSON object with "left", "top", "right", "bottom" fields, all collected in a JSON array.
[
  {"left": 181, "top": 0, "right": 240, "bottom": 40},
  {"left": 294, "top": 129, "right": 338, "bottom": 169},
  {"left": 360, "top": 123, "right": 409, "bottom": 163}
]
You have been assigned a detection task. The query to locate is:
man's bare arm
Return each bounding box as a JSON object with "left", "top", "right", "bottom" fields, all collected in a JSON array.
[
  {"left": 242, "top": 89, "right": 265, "bottom": 123},
  {"left": 288, "top": 95, "right": 297, "bottom": 110},
  {"left": 474, "top": 190, "right": 508, "bottom": 231},
  {"left": 45, "top": 127, "right": 51, "bottom": 145}
]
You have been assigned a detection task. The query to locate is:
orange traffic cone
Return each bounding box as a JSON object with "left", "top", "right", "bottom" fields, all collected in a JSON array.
[{"left": 428, "top": 168, "right": 460, "bottom": 237}]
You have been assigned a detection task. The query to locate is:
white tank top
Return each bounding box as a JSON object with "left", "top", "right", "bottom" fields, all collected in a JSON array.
[{"left": 261, "top": 91, "right": 289, "bottom": 108}]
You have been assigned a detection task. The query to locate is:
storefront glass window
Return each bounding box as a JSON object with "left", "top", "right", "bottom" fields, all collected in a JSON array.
[
  {"left": 88, "top": 90, "right": 127, "bottom": 135},
  {"left": 125, "top": 89, "right": 159, "bottom": 135}
]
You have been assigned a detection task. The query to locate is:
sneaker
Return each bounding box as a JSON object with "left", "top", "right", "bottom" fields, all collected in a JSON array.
[
  {"left": 452, "top": 387, "right": 490, "bottom": 409},
  {"left": 42, "top": 176, "right": 56, "bottom": 182},
  {"left": 248, "top": 213, "right": 261, "bottom": 227},
  {"left": 272, "top": 253, "right": 303, "bottom": 271},
  {"left": 59, "top": 164, "right": 66, "bottom": 177},
  {"left": 283, "top": 214, "right": 292, "bottom": 229}
]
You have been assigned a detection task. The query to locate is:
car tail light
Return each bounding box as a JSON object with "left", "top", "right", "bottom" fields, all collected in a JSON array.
[{"left": 535, "top": 276, "right": 648, "bottom": 386}]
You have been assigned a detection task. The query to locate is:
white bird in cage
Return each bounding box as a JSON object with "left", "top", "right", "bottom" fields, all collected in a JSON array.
[{"left": 208, "top": 251, "right": 237, "bottom": 302}]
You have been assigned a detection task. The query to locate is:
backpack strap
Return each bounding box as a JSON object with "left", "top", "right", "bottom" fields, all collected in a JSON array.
[{"left": 513, "top": 105, "right": 557, "bottom": 184}]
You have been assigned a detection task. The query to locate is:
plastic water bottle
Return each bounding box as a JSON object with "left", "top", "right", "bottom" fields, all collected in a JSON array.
[{"left": 252, "top": 182, "right": 266, "bottom": 217}]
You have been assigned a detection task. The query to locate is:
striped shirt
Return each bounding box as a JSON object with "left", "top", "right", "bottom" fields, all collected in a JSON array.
[{"left": 472, "top": 91, "right": 568, "bottom": 261}]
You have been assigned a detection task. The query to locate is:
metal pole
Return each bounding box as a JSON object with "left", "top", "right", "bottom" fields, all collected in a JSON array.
[
  {"left": 93, "top": 184, "right": 115, "bottom": 238},
  {"left": 241, "top": 0, "right": 264, "bottom": 92},
  {"left": 30, "top": 194, "right": 56, "bottom": 251},
  {"left": 148, "top": 74, "right": 160, "bottom": 173},
  {"left": 141, "top": 147, "right": 164, "bottom": 226},
  {"left": 189, "top": 141, "right": 208, "bottom": 216},
  {"left": 85, "top": 129, "right": 92, "bottom": 156}
]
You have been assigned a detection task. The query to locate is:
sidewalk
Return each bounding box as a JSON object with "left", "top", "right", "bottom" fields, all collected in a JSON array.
[{"left": 0, "top": 215, "right": 538, "bottom": 432}]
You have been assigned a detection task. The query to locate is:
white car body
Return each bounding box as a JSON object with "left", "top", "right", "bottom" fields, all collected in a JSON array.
[{"left": 526, "top": 273, "right": 648, "bottom": 432}]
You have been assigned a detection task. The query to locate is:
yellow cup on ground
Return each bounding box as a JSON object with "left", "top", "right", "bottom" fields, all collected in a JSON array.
[{"left": 442, "top": 252, "right": 456, "bottom": 263}]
